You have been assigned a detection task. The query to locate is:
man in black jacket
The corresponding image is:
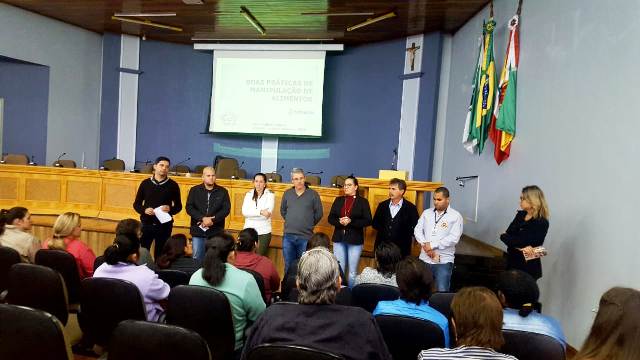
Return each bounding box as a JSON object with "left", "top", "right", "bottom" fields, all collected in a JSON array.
[
  {"left": 186, "top": 166, "right": 230, "bottom": 261},
  {"left": 372, "top": 178, "right": 419, "bottom": 257},
  {"left": 133, "top": 156, "right": 183, "bottom": 259}
]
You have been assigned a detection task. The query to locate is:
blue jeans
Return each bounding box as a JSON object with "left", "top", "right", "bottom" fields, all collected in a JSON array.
[
  {"left": 192, "top": 236, "right": 207, "bottom": 262},
  {"left": 333, "top": 242, "right": 363, "bottom": 288},
  {"left": 283, "top": 233, "right": 309, "bottom": 273},
  {"left": 427, "top": 262, "right": 454, "bottom": 292}
]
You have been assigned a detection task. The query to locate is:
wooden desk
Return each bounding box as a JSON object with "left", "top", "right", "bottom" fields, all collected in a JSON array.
[{"left": 0, "top": 165, "right": 442, "bottom": 253}]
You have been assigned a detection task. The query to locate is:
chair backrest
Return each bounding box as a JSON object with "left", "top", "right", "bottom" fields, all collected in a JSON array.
[
  {"left": 53, "top": 159, "right": 77, "bottom": 168},
  {"left": 241, "top": 268, "right": 267, "bottom": 304},
  {"left": 165, "top": 285, "right": 235, "bottom": 360},
  {"left": 0, "top": 304, "right": 73, "bottom": 360},
  {"left": 501, "top": 329, "right": 565, "bottom": 360},
  {"left": 247, "top": 344, "right": 345, "bottom": 360},
  {"left": 140, "top": 163, "right": 154, "bottom": 174},
  {"left": 3, "top": 153, "right": 29, "bottom": 165},
  {"left": 103, "top": 158, "right": 125, "bottom": 171},
  {"left": 266, "top": 172, "right": 282, "bottom": 183},
  {"left": 157, "top": 269, "right": 190, "bottom": 288},
  {"left": 330, "top": 175, "right": 348, "bottom": 188},
  {"left": 236, "top": 168, "right": 247, "bottom": 179},
  {"left": 351, "top": 284, "right": 400, "bottom": 312},
  {"left": 35, "top": 249, "right": 82, "bottom": 304},
  {"left": 429, "top": 292, "right": 455, "bottom": 320},
  {"left": 215, "top": 158, "right": 239, "bottom": 179},
  {"left": 305, "top": 175, "right": 321, "bottom": 186},
  {"left": 108, "top": 320, "right": 211, "bottom": 360},
  {"left": 0, "top": 246, "right": 21, "bottom": 293},
  {"left": 7, "top": 263, "right": 69, "bottom": 325},
  {"left": 172, "top": 164, "right": 191, "bottom": 174},
  {"left": 79, "top": 277, "right": 147, "bottom": 346},
  {"left": 375, "top": 314, "right": 445, "bottom": 359},
  {"left": 193, "top": 165, "right": 208, "bottom": 174}
]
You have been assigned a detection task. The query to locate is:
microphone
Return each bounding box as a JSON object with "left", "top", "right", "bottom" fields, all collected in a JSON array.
[
  {"left": 0, "top": 153, "right": 7, "bottom": 164},
  {"left": 29, "top": 155, "right": 37, "bottom": 166},
  {"left": 172, "top": 156, "right": 191, "bottom": 175},
  {"left": 306, "top": 170, "right": 324, "bottom": 175},
  {"left": 54, "top": 152, "right": 67, "bottom": 167},
  {"left": 268, "top": 165, "right": 285, "bottom": 182},
  {"left": 391, "top": 148, "right": 398, "bottom": 170}
]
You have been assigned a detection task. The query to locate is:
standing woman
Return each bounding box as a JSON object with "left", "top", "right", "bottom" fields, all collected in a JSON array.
[
  {"left": 44, "top": 212, "right": 96, "bottom": 279},
  {"left": 0, "top": 207, "right": 40, "bottom": 263},
  {"left": 500, "top": 185, "right": 550, "bottom": 280},
  {"left": 328, "top": 175, "right": 372, "bottom": 287},
  {"left": 242, "top": 173, "right": 275, "bottom": 256}
]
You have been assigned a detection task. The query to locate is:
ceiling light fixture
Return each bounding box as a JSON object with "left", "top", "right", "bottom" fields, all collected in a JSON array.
[
  {"left": 191, "top": 37, "right": 335, "bottom": 42},
  {"left": 113, "top": 12, "right": 176, "bottom": 17},
  {"left": 111, "top": 16, "right": 183, "bottom": 32},
  {"left": 240, "top": 6, "right": 266, "bottom": 35},
  {"left": 301, "top": 11, "right": 375, "bottom": 16},
  {"left": 346, "top": 11, "right": 396, "bottom": 32}
]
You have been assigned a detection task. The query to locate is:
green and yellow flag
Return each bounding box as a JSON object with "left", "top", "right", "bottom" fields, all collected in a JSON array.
[{"left": 463, "top": 19, "right": 497, "bottom": 154}]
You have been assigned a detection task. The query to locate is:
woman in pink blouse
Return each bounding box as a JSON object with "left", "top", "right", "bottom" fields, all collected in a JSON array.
[{"left": 44, "top": 212, "right": 95, "bottom": 279}]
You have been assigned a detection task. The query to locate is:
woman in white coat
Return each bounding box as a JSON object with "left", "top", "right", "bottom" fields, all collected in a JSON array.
[{"left": 242, "top": 173, "right": 275, "bottom": 256}]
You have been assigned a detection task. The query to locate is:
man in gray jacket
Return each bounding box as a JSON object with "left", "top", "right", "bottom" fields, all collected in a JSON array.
[{"left": 280, "top": 168, "right": 323, "bottom": 272}]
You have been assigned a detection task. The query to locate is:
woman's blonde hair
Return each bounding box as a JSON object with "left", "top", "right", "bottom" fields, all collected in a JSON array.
[
  {"left": 521, "top": 185, "right": 549, "bottom": 220},
  {"left": 48, "top": 212, "right": 81, "bottom": 250}
]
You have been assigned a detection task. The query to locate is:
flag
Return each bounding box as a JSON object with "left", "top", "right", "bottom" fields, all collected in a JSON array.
[
  {"left": 489, "top": 15, "right": 520, "bottom": 165},
  {"left": 463, "top": 19, "right": 497, "bottom": 154}
]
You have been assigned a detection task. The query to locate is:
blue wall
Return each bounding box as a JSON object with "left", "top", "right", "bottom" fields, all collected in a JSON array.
[
  {"left": 105, "top": 36, "right": 443, "bottom": 183},
  {"left": 0, "top": 58, "right": 49, "bottom": 164},
  {"left": 98, "top": 33, "right": 121, "bottom": 163}
]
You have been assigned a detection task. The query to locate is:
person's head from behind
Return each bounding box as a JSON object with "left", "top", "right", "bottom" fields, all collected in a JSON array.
[
  {"left": 237, "top": 228, "right": 258, "bottom": 253},
  {"left": 156, "top": 234, "right": 189, "bottom": 269},
  {"left": 0, "top": 207, "right": 31, "bottom": 234},
  {"left": 307, "top": 232, "right": 330, "bottom": 250},
  {"left": 375, "top": 242, "right": 402, "bottom": 277},
  {"left": 433, "top": 187, "right": 450, "bottom": 212},
  {"left": 48, "top": 212, "right": 82, "bottom": 250},
  {"left": 496, "top": 269, "right": 539, "bottom": 317},
  {"left": 451, "top": 287, "right": 504, "bottom": 350},
  {"left": 104, "top": 233, "right": 141, "bottom": 265},
  {"left": 396, "top": 257, "right": 434, "bottom": 305},
  {"left": 297, "top": 247, "right": 341, "bottom": 305},
  {"left": 201, "top": 232, "right": 236, "bottom": 286},
  {"left": 115, "top": 218, "right": 142, "bottom": 238},
  {"left": 520, "top": 185, "right": 549, "bottom": 220},
  {"left": 576, "top": 287, "right": 640, "bottom": 360},
  {"left": 388, "top": 178, "right": 407, "bottom": 202}
]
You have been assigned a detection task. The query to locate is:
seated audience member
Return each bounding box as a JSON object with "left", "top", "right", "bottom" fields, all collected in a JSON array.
[
  {"left": 93, "top": 233, "right": 170, "bottom": 322},
  {"left": 115, "top": 218, "right": 154, "bottom": 269},
  {"left": 241, "top": 247, "right": 391, "bottom": 360},
  {"left": 189, "top": 232, "right": 265, "bottom": 355},
  {"left": 280, "top": 232, "right": 346, "bottom": 300},
  {"left": 0, "top": 207, "right": 40, "bottom": 263},
  {"left": 574, "top": 287, "right": 640, "bottom": 360},
  {"left": 419, "top": 287, "right": 517, "bottom": 360},
  {"left": 354, "top": 242, "right": 402, "bottom": 287},
  {"left": 44, "top": 212, "right": 96, "bottom": 279},
  {"left": 233, "top": 228, "right": 280, "bottom": 302},
  {"left": 373, "top": 257, "right": 450, "bottom": 346},
  {"left": 496, "top": 269, "right": 566, "bottom": 346},
  {"left": 155, "top": 233, "right": 200, "bottom": 276}
]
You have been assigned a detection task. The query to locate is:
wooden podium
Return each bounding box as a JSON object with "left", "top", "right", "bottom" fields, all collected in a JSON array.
[{"left": 0, "top": 164, "right": 442, "bottom": 272}]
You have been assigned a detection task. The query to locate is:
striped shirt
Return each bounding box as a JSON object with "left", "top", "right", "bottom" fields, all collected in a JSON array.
[{"left": 419, "top": 346, "right": 518, "bottom": 360}]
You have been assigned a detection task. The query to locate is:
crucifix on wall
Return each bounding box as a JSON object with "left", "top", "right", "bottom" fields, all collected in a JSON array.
[{"left": 406, "top": 42, "right": 421, "bottom": 71}]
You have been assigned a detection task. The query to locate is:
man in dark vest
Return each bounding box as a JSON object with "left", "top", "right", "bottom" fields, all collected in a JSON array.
[{"left": 372, "top": 178, "right": 419, "bottom": 257}]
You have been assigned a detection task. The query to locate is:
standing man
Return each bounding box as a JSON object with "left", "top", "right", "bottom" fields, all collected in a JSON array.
[
  {"left": 133, "top": 156, "right": 182, "bottom": 259},
  {"left": 186, "top": 166, "right": 230, "bottom": 261},
  {"left": 280, "top": 168, "right": 323, "bottom": 272},
  {"left": 414, "top": 187, "right": 463, "bottom": 292},
  {"left": 372, "top": 178, "right": 419, "bottom": 258}
]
